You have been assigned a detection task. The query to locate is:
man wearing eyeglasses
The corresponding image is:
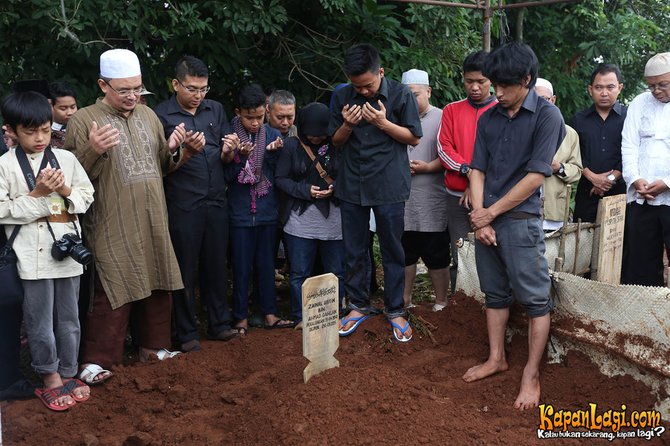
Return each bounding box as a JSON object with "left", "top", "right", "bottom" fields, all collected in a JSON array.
[
  {"left": 154, "top": 55, "right": 240, "bottom": 352},
  {"left": 621, "top": 52, "right": 670, "bottom": 286},
  {"left": 571, "top": 64, "right": 627, "bottom": 223},
  {"left": 64, "top": 49, "right": 188, "bottom": 381}
]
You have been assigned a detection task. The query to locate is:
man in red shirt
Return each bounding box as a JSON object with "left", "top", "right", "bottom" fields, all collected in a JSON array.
[{"left": 437, "top": 51, "right": 497, "bottom": 307}]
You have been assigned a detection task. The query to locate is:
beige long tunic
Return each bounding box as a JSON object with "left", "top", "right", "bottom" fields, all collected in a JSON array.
[{"left": 64, "top": 99, "right": 183, "bottom": 309}]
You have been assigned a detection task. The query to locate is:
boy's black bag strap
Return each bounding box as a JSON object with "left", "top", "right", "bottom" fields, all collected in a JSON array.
[
  {"left": 15, "top": 146, "right": 60, "bottom": 192},
  {"left": 4, "top": 225, "right": 20, "bottom": 248},
  {"left": 14, "top": 146, "right": 67, "bottom": 243}
]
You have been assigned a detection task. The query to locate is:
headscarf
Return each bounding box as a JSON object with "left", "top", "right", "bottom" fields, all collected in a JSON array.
[{"left": 295, "top": 102, "right": 336, "bottom": 217}]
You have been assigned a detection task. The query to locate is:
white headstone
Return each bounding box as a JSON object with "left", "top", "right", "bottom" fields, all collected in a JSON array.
[
  {"left": 302, "top": 273, "right": 340, "bottom": 383},
  {"left": 592, "top": 194, "right": 626, "bottom": 284}
]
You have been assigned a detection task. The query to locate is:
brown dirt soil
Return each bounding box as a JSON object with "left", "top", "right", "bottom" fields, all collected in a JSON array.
[{"left": 2, "top": 292, "right": 668, "bottom": 446}]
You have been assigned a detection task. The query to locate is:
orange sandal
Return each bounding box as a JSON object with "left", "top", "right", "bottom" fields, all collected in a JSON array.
[
  {"left": 63, "top": 379, "right": 90, "bottom": 402},
  {"left": 35, "top": 386, "right": 75, "bottom": 411}
]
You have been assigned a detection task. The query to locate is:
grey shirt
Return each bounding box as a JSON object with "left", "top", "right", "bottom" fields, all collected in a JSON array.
[{"left": 405, "top": 106, "right": 447, "bottom": 232}]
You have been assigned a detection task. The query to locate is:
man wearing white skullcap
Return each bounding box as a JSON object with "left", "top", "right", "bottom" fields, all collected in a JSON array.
[
  {"left": 621, "top": 52, "right": 670, "bottom": 286},
  {"left": 534, "top": 77, "right": 583, "bottom": 231},
  {"left": 64, "top": 48, "right": 192, "bottom": 382},
  {"left": 399, "top": 69, "right": 450, "bottom": 311}
]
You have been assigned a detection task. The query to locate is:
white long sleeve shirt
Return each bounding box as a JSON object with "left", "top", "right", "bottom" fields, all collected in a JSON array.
[
  {"left": 621, "top": 91, "right": 670, "bottom": 205},
  {"left": 0, "top": 147, "right": 94, "bottom": 279}
]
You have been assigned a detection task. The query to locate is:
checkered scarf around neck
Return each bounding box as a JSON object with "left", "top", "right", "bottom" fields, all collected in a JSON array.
[{"left": 232, "top": 116, "right": 271, "bottom": 213}]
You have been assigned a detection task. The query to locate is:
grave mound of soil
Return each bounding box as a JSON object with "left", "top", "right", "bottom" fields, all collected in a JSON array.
[{"left": 2, "top": 292, "right": 665, "bottom": 445}]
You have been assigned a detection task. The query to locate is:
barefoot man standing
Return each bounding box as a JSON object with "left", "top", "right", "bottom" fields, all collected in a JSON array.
[{"left": 464, "top": 42, "right": 565, "bottom": 410}]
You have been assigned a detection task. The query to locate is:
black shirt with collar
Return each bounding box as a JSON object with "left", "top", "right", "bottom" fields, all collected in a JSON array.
[
  {"left": 328, "top": 77, "right": 422, "bottom": 206},
  {"left": 570, "top": 101, "right": 627, "bottom": 194},
  {"left": 471, "top": 88, "right": 565, "bottom": 216},
  {"left": 154, "top": 96, "right": 230, "bottom": 211}
]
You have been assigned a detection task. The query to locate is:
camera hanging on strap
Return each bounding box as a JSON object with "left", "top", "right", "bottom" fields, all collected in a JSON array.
[{"left": 14, "top": 146, "right": 92, "bottom": 265}]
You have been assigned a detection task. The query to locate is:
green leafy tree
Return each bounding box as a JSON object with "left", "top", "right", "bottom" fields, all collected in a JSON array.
[{"left": 0, "top": 0, "right": 666, "bottom": 118}]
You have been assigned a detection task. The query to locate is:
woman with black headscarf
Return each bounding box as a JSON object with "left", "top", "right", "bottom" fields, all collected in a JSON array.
[{"left": 275, "top": 102, "right": 344, "bottom": 326}]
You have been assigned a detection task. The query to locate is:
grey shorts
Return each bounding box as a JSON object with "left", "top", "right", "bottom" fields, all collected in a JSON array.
[{"left": 474, "top": 216, "right": 552, "bottom": 317}]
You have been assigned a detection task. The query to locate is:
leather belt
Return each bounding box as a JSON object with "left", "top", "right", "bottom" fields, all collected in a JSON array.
[{"left": 38, "top": 213, "right": 76, "bottom": 224}]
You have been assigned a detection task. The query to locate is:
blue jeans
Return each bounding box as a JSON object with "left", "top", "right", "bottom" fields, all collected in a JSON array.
[
  {"left": 340, "top": 201, "right": 406, "bottom": 319},
  {"left": 284, "top": 233, "right": 345, "bottom": 320}
]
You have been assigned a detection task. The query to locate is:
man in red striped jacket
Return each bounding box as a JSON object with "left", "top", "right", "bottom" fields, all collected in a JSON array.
[{"left": 437, "top": 51, "right": 497, "bottom": 303}]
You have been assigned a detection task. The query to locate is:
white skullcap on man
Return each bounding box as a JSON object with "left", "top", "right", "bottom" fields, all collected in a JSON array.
[
  {"left": 644, "top": 52, "right": 670, "bottom": 77},
  {"left": 535, "top": 77, "right": 553, "bottom": 95},
  {"left": 401, "top": 69, "right": 429, "bottom": 86},
  {"left": 100, "top": 49, "right": 141, "bottom": 79}
]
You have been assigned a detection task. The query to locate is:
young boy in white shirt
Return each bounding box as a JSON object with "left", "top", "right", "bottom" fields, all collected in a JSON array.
[{"left": 0, "top": 91, "right": 94, "bottom": 411}]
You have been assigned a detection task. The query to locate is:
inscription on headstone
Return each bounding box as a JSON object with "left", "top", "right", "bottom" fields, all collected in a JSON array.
[
  {"left": 593, "top": 194, "right": 626, "bottom": 284},
  {"left": 302, "top": 273, "right": 339, "bottom": 383}
]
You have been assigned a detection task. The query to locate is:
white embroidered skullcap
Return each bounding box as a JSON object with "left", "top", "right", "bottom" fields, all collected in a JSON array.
[
  {"left": 401, "top": 69, "right": 429, "bottom": 86},
  {"left": 100, "top": 49, "right": 141, "bottom": 79},
  {"left": 644, "top": 52, "right": 670, "bottom": 77},
  {"left": 535, "top": 77, "right": 553, "bottom": 95}
]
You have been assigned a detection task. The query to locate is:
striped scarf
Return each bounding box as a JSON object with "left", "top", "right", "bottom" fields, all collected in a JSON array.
[{"left": 232, "top": 116, "right": 271, "bottom": 213}]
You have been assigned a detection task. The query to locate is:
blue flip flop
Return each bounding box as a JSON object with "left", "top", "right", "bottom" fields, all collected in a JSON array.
[
  {"left": 389, "top": 319, "right": 412, "bottom": 342},
  {"left": 338, "top": 314, "right": 370, "bottom": 337}
]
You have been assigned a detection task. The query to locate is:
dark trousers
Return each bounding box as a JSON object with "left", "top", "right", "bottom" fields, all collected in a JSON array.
[
  {"left": 284, "top": 233, "right": 345, "bottom": 320},
  {"left": 168, "top": 204, "right": 231, "bottom": 342},
  {"left": 0, "top": 295, "right": 23, "bottom": 389},
  {"left": 340, "top": 201, "right": 405, "bottom": 319},
  {"left": 622, "top": 202, "right": 670, "bottom": 286},
  {"left": 230, "top": 224, "right": 277, "bottom": 321},
  {"left": 80, "top": 277, "right": 172, "bottom": 368}
]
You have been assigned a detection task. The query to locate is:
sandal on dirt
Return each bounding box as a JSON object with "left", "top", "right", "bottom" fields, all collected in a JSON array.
[
  {"left": 338, "top": 314, "right": 370, "bottom": 337},
  {"left": 264, "top": 319, "right": 296, "bottom": 330},
  {"left": 389, "top": 318, "right": 412, "bottom": 343},
  {"left": 78, "top": 364, "right": 113, "bottom": 386},
  {"left": 62, "top": 379, "right": 90, "bottom": 402},
  {"left": 235, "top": 327, "right": 248, "bottom": 337},
  {"left": 154, "top": 348, "right": 181, "bottom": 360},
  {"left": 35, "top": 386, "right": 75, "bottom": 412}
]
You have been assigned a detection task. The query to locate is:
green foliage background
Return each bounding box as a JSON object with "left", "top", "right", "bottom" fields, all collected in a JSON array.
[{"left": 0, "top": 0, "right": 667, "bottom": 119}]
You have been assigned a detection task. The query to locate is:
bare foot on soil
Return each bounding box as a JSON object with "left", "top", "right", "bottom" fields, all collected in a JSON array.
[
  {"left": 462, "top": 359, "right": 509, "bottom": 382},
  {"left": 513, "top": 369, "right": 541, "bottom": 411}
]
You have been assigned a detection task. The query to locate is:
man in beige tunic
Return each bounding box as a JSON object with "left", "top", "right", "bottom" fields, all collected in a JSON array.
[{"left": 64, "top": 49, "right": 188, "bottom": 383}]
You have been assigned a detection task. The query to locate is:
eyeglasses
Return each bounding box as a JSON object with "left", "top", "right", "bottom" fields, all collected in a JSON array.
[
  {"left": 647, "top": 81, "right": 670, "bottom": 93},
  {"left": 176, "top": 79, "right": 210, "bottom": 95},
  {"left": 103, "top": 80, "right": 145, "bottom": 97}
]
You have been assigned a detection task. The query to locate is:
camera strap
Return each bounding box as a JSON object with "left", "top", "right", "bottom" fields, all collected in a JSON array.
[{"left": 14, "top": 146, "right": 79, "bottom": 242}]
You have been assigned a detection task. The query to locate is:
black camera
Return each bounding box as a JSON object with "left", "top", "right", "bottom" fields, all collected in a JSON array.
[{"left": 51, "top": 233, "right": 92, "bottom": 265}]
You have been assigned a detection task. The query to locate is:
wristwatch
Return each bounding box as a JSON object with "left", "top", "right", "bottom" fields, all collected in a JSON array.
[
  {"left": 459, "top": 163, "right": 471, "bottom": 176},
  {"left": 557, "top": 163, "right": 566, "bottom": 177},
  {"left": 607, "top": 173, "right": 617, "bottom": 182}
]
